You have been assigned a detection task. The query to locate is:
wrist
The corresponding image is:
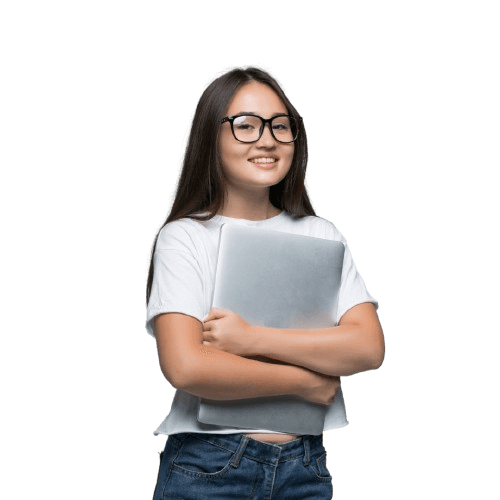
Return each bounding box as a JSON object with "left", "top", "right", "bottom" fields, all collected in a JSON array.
[
  {"left": 288, "top": 363, "right": 313, "bottom": 401},
  {"left": 249, "top": 324, "right": 265, "bottom": 356}
]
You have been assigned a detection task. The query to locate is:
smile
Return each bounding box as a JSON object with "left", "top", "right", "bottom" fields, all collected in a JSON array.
[{"left": 248, "top": 158, "right": 277, "bottom": 164}]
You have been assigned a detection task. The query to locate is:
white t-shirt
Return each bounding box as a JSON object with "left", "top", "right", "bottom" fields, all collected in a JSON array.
[{"left": 146, "top": 210, "right": 378, "bottom": 436}]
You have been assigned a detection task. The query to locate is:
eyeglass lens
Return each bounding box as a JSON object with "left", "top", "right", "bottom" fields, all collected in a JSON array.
[{"left": 232, "top": 115, "right": 297, "bottom": 143}]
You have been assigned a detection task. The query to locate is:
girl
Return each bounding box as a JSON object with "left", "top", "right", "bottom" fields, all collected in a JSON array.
[{"left": 146, "top": 67, "right": 384, "bottom": 499}]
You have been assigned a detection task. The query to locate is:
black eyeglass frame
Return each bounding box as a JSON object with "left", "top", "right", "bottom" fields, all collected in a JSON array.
[{"left": 220, "top": 114, "right": 301, "bottom": 144}]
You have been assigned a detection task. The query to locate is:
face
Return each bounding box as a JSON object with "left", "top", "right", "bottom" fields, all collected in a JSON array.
[{"left": 218, "top": 81, "right": 294, "bottom": 195}]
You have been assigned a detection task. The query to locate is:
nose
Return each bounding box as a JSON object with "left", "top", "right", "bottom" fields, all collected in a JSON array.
[{"left": 257, "top": 122, "right": 277, "bottom": 148}]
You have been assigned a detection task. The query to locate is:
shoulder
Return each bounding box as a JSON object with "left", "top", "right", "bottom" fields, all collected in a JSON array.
[
  {"left": 276, "top": 213, "right": 346, "bottom": 242},
  {"left": 314, "top": 217, "right": 347, "bottom": 243},
  {"left": 156, "top": 217, "right": 204, "bottom": 252}
]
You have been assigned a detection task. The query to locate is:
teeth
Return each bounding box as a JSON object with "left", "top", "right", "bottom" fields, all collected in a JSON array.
[{"left": 249, "top": 158, "right": 276, "bottom": 163}]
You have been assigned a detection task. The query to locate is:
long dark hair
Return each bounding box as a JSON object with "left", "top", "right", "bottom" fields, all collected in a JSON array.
[{"left": 146, "top": 67, "right": 316, "bottom": 305}]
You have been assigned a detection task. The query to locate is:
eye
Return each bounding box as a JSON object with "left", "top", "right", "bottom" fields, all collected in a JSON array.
[{"left": 235, "top": 123, "right": 255, "bottom": 130}]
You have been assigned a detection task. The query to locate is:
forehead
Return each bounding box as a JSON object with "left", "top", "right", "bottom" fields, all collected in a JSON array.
[{"left": 225, "top": 81, "right": 288, "bottom": 116}]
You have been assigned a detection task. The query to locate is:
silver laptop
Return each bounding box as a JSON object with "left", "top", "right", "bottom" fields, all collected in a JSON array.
[{"left": 197, "top": 223, "right": 345, "bottom": 435}]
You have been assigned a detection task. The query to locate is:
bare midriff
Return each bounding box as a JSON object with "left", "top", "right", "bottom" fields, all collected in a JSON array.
[{"left": 243, "top": 432, "right": 303, "bottom": 444}]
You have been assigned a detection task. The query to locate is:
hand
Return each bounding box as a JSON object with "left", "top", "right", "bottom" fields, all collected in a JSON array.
[
  {"left": 299, "top": 370, "right": 341, "bottom": 406},
  {"left": 202, "top": 308, "right": 257, "bottom": 357}
]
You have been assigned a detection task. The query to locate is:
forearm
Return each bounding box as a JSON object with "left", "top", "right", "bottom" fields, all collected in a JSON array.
[
  {"left": 180, "top": 347, "right": 310, "bottom": 401},
  {"left": 254, "top": 323, "right": 383, "bottom": 377}
]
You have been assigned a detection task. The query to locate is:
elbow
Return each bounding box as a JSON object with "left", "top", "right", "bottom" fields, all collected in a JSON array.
[
  {"left": 369, "top": 336, "right": 385, "bottom": 370},
  {"left": 370, "top": 350, "right": 384, "bottom": 370},
  {"left": 160, "top": 362, "right": 190, "bottom": 391},
  {"left": 171, "top": 366, "right": 198, "bottom": 391},
  {"left": 360, "top": 326, "right": 385, "bottom": 371},
  {"left": 168, "top": 359, "right": 203, "bottom": 392}
]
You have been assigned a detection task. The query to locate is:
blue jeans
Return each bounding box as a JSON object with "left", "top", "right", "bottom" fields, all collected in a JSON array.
[{"left": 152, "top": 432, "right": 333, "bottom": 499}]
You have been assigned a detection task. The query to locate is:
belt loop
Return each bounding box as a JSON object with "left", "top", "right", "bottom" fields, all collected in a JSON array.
[
  {"left": 230, "top": 435, "right": 250, "bottom": 468},
  {"left": 302, "top": 436, "right": 311, "bottom": 467}
]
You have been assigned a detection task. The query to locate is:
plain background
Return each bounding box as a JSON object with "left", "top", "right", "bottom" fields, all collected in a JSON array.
[{"left": 1, "top": 1, "right": 498, "bottom": 498}]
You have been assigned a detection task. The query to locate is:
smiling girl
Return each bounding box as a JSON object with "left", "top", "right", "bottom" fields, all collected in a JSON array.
[{"left": 147, "top": 67, "right": 384, "bottom": 499}]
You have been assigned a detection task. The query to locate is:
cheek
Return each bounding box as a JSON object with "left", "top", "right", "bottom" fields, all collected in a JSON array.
[
  {"left": 219, "top": 143, "right": 237, "bottom": 171},
  {"left": 220, "top": 134, "right": 246, "bottom": 160}
]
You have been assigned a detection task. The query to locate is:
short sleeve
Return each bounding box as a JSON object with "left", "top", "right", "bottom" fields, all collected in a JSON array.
[
  {"left": 146, "top": 222, "right": 205, "bottom": 338},
  {"left": 324, "top": 221, "right": 379, "bottom": 325}
]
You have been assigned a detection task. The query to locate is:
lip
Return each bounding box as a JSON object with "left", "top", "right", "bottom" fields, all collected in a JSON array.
[
  {"left": 248, "top": 159, "right": 278, "bottom": 169},
  {"left": 248, "top": 156, "right": 279, "bottom": 162},
  {"left": 248, "top": 156, "right": 279, "bottom": 169}
]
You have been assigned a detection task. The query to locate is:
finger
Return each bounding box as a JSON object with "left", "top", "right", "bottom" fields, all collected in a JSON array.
[
  {"left": 202, "top": 311, "right": 213, "bottom": 322},
  {"left": 203, "top": 308, "right": 228, "bottom": 322}
]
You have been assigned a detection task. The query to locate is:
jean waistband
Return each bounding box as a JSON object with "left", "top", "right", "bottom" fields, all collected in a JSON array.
[{"left": 172, "top": 432, "right": 325, "bottom": 467}]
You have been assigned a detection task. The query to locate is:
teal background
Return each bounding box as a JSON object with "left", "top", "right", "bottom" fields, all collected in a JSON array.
[{"left": 0, "top": 0, "right": 500, "bottom": 500}]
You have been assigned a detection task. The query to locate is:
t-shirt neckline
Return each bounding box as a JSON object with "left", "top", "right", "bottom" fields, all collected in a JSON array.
[{"left": 214, "top": 210, "right": 286, "bottom": 226}]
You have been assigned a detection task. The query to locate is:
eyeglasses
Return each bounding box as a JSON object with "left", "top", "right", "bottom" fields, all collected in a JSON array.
[{"left": 220, "top": 114, "right": 300, "bottom": 143}]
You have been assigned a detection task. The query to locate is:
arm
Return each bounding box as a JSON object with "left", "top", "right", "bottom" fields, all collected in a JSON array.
[
  {"left": 252, "top": 302, "right": 385, "bottom": 377},
  {"left": 155, "top": 312, "right": 314, "bottom": 401},
  {"left": 185, "top": 344, "right": 313, "bottom": 401}
]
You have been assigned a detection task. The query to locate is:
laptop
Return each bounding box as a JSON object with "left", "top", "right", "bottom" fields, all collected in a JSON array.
[{"left": 197, "top": 223, "right": 345, "bottom": 435}]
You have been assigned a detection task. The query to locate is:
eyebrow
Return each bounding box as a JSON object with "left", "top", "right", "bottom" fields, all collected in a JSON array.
[{"left": 233, "top": 111, "right": 288, "bottom": 117}]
